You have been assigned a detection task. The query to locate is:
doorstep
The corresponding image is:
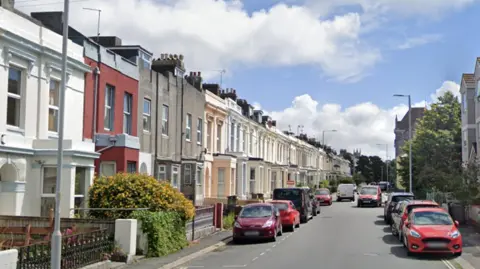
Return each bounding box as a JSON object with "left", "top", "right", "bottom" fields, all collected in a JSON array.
[{"left": 118, "top": 230, "right": 232, "bottom": 269}]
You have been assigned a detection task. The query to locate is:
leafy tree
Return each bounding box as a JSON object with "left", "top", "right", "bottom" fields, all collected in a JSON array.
[
  {"left": 397, "top": 92, "right": 461, "bottom": 196},
  {"left": 355, "top": 155, "right": 372, "bottom": 181},
  {"left": 369, "top": 155, "right": 385, "bottom": 181},
  {"left": 352, "top": 173, "right": 367, "bottom": 185}
]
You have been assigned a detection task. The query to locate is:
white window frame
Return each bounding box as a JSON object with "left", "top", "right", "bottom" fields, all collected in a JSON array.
[
  {"left": 185, "top": 114, "right": 192, "bottom": 141},
  {"left": 249, "top": 131, "right": 253, "bottom": 154},
  {"left": 162, "top": 104, "right": 169, "bottom": 136},
  {"left": 242, "top": 129, "right": 246, "bottom": 152},
  {"left": 74, "top": 167, "right": 88, "bottom": 211},
  {"left": 207, "top": 120, "right": 212, "bottom": 152},
  {"left": 218, "top": 167, "right": 225, "bottom": 197},
  {"left": 184, "top": 163, "right": 192, "bottom": 184},
  {"left": 100, "top": 161, "right": 116, "bottom": 177},
  {"left": 48, "top": 79, "right": 60, "bottom": 133},
  {"left": 172, "top": 166, "right": 179, "bottom": 188},
  {"left": 197, "top": 118, "right": 203, "bottom": 145},
  {"left": 216, "top": 123, "right": 222, "bottom": 152},
  {"left": 123, "top": 93, "right": 133, "bottom": 135},
  {"left": 249, "top": 167, "right": 255, "bottom": 194},
  {"left": 236, "top": 126, "right": 240, "bottom": 151},
  {"left": 143, "top": 98, "right": 151, "bottom": 132},
  {"left": 230, "top": 122, "right": 235, "bottom": 150},
  {"left": 41, "top": 166, "right": 57, "bottom": 197},
  {"left": 104, "top": 85, "right": 115, "bottom": 131},
  {"left": 158, "top": 165, "right": 167, "bottom": 181},
  {"left": 7, "top": 66, "right": 23, "bottom": 128}
]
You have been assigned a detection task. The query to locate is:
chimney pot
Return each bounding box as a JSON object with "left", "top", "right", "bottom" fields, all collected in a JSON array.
[
  {"left": 198, "top": 71, "right": 201, "bottom": 77},
  {"left": 190, "top": 72, "right": 193, "bottom": 77},
  {"left": 233, "top": 89, "right": 236, "bottom": 94}
]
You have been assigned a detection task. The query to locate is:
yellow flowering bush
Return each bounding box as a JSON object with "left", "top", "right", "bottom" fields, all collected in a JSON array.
[{"left": 88, "top": 173, "right": 195, "bottom": 221}]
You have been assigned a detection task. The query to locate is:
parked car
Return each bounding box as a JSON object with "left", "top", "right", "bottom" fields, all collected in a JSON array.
[
  {"left": 273, "top": 188, "right": 313, "bottom": 223},
  {"left": 269, "top": 200, "right": 301, "bottom": 232},
  {"left": 336, "top": 184, "right": 355, "bottom": 202},
  {"left": 357, "top": 186, "right": 382, "bottom": 207},
  {"left": 233, "top": 203, "right": 283, "bottom": 243},
  {"left": 391, "top": 200, "right": 440, "bottom": 242},
  {"left": 299, "top": 186, "right": 320, "bottom": 216},
  {"left": 384, "top": 192, "right": 414, "bottom": 224},
  {"left": 401, "top": 207, "right": 462, "bottom": 256},
  {"left": 315, "top": 188, "right": 332, "bottom": 206}
]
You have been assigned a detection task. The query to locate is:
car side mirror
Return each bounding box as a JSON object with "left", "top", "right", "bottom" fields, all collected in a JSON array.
[
  {"left": 234, "top": 216, "right": 238, "bottom": 221},
  {"left": 404, "top": 221, "right": 411, "bottom": 228},
  {"left": 455, "top": 220, "right": 459, "bottom": 227}
]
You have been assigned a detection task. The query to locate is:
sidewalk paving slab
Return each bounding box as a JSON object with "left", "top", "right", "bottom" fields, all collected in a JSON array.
[
  {"left": 117, "top": 230, "right": 232, "bottom": 269},
  {"left": 457, "top": 225, "right": 480, "bottom": 268}
]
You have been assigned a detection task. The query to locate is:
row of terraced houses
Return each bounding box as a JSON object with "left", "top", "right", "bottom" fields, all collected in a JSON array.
[{"left": 0, "top": 3, "right": 351, "bottom": 218}]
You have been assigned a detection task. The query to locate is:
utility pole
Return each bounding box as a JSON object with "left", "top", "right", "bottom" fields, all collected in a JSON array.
[{"left": 51, "top": 0, "right": 70, "bottom": 268}]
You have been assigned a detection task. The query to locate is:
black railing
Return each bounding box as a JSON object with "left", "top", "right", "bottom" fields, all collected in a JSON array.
[{"left": 17, "top": 229, "right": 114, "bottom": 269}]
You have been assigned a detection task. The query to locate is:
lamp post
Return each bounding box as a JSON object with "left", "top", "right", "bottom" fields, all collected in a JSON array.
[
  {"left": 51, "top": 0, "right": 70, "bottom": 268},
  {"left": 376, "top": 143, "right": 389, "bottom": 185},
  {"left": 322, "top": 130, "right": 337, "bottom": 181},
  {"left": 393, "top": 94, "right": 412, "bottom": 192}
]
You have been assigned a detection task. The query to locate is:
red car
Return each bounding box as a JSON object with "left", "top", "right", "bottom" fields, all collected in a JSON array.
[
  {"left": 402, "top": 207, "right": 462, "bottom": 256},
  {"left": 233, "top": 203, "right": 283, "bottom": 243},
  {"left": 315, "top": 188, "right": 332, "bottom": 206},
  {"left": 269, "top": 200, "right": 300, "bottom": 231},
  {"left": 393, "top": 200, "right": 440, "bottom": 241},
  {"left": 357, "top": 186, "right": 382, "bottom": 207}
]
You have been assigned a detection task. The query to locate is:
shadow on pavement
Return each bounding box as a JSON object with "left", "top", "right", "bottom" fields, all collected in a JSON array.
[
  {"left": 382, "top": 226, "right": 391, "bottom": 233},
  {"left": 390, "top": 246, "right": 448, "bottom": 261},
  {"left": 378, "top": 215, "right": 384, "bottom": 219},
  {"left": 374, "top": 220, "right": 385, "bottom": 226},
  {"left": 382, "top": 234, "right": 400, "bottom": 245},
  {"left": 227, "top": 239, "right": 273, "bottom": 246}
]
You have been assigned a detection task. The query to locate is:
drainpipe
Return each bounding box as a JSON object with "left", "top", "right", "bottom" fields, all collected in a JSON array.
[
  {"left": 179, "top": 76, "right": 185, "bottom": 191},
  {"left": 153, "top": 71, "right": 159, "bottom": 179},
  {"left": 92, "top": 66, "right": 100, "bottom": 142}
]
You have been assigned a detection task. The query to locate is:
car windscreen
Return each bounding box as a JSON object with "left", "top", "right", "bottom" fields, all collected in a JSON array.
[
  {"left": 360, "top": 188, "right": 377, "bottom": 195},
  {"left": 392, "top": 195, "right": 414, "bottom": 203},
  {"left": 239, "top": 206, "right": 273, "bottom": 218},
  {"left": 315, "top": 190, "right": 329, "bottom": 195},
  {"left": 271, "top": 203, "right": 289, "bottom": 211},
  {"left": 407, "top": 204, "right": 439, "bottom": 214},
  {"left": 273, "top": 189, "right": 302, "bottom": 207},
  {"left": 379, "top": 183, "right": 388, "bottom": 191},
  {"left": 413, "top": 211, "right": 453, "bottom": 226}
]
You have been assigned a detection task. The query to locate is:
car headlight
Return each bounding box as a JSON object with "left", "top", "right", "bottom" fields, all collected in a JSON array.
[
  {"left": 234, "top": 221, "right": 242, "bottom": 228},
  {"left": 450, "top": 230, "right": 460, "bottom": 239},
  {"left": 262, "top": 220, "right": 274, "bottom": 228},
  {"left": 409, "top": 230, "right": 421, "bottom": 238}
]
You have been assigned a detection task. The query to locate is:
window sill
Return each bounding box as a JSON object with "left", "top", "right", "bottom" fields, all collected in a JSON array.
[
  {"left": 162, "top": 134, "right": 169, "bottom": 138},
  {"left": 6, "top": 125, "right": 25, "bottom": 135},
  {"left": 143, "top": 130, "right": 151, "bottom": 134},
  {"left": 186, "top": 139, "right": 191, "bottom": 143},
  {"left": 48, "top": 132, "right": 59, "bottom": 139}
]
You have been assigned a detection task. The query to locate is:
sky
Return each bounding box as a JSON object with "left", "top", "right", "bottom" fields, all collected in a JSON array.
[{"left": 17, "top": 0, "right": 479, "bottom": 159}]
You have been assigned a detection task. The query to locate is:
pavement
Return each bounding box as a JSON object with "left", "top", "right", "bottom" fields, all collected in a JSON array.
[
  {"left": 457, "top": 224, "right": 480, "bottom": 269},
  {"left": 165, "top": 195, "right": 477, "bottom": 269}
]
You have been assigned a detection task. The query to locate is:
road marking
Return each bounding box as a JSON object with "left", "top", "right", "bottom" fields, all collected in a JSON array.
[
  {"left": 442, "top": 259, "right": 456, "bottom": 269},
  {"left": 272, "top": 244, "right": 277, "bottom": 248},
  {"left": 222, "top": 265, "right": 246, "bottom": 268},
  {"left": 252, "top": 257, "right": 258, "bottom": 261},
  {"left": 259, "top": 252, "right": 265, "bottom": 256},
  {"left": 266, "top": 248, "right": 271, "bottom": 252}
]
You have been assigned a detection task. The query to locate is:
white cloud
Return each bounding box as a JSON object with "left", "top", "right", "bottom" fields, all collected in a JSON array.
[
  {"left": 18, "top": 0, "right": 381, "bottom": 82},
  {"left": 262, "top": 81, "right": 460, "bottom": 159},
  {"left": 396, "top": 34, "right": 442, "bottom": 50}
]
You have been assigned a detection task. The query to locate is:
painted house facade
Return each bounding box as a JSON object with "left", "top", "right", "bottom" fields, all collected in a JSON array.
[{"left": 0, "top": 6, "right": 96, "bottom": 217}]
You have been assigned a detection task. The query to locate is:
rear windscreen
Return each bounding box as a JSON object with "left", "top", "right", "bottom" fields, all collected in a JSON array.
[
  {"left": 407, "top": 204, "right": 439, "bottom": 214},
  {"left": 271, "top": 203, "right": 289, "bottom": 211},
  {"left": 392, "top": 196, "right": 414, "bottom": 203},
  {"left": 273, "top": 189, "right": 302, "bottom": 207},
  {"left": 379, "top": 183, "right": 388, "bottom": 191}
]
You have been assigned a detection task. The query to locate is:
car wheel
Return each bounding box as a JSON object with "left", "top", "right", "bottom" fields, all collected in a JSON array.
[
  {"left": 453, "top": 252, "right": 462, "bottom": 257},
  {"left": 313, "top": 209, "right": 317, "bottom": 217},
  {"left": 277, "top": 225, "right": 283, "bottom": 236},
  {"left": 295, "top": 220, "right": 300, "bottom": 228}
]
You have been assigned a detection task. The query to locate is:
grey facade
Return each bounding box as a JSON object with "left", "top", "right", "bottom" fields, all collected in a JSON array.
[
  {"left": 394, "top": 107, "right": 425, "bottom": 158},
  {"left": 460, "top": 73, "right": 476, "bottom": 163}
]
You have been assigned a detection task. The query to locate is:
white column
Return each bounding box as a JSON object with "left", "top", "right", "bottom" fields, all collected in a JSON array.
[{"left": 0, "top": 65, "right": 8, "bottom": 134}]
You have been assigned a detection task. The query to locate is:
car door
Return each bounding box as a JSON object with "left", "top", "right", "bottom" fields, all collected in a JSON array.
[
  {"left": 392, "top": 203, "right": 404, "bottom": 231},
  {"left": 290, "top": 201, "right": 299, "bottom": 223}
]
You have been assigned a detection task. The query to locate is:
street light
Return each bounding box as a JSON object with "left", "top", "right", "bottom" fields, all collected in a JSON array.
[
  {"left": 52, "top": 0, "right": 71, "bottom": 268},
  {"left": 376, "top": 143, "right": 389, "bottom": 184},
  {"left": 393, "top": 94, "right": 412, "bottom": 192}
]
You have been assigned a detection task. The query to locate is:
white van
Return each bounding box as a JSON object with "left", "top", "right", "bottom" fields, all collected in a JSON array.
[{"left": 337, "top": 184, "right": 355, "bottom": 201}]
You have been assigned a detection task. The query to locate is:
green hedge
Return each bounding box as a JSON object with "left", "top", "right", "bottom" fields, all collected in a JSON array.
[{"left": 132, "top": 211, "right": 187, "bottom": 257}]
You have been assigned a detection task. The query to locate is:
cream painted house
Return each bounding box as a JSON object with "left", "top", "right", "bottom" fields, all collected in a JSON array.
[{"left": 0, "top": 7, "right": 97, "bottom": 217}]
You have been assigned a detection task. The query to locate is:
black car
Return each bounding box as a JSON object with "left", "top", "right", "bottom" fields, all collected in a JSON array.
[
  {"left": 273, "top": 187, "right": 314, "bottom": 223},
  {"left": 383, "top": 192, "right": 414, "bottom": 224}
]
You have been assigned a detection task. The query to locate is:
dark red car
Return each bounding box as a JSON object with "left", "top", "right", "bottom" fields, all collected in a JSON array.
[
  {"left": 233, "top": 203, "right": 282, "bottom": 243},
  {"left": 269, "top": 200, "right": 300, "bottom": 231},
  {"left": 315, "top": 188, "right": 332, "bottom": 206}
]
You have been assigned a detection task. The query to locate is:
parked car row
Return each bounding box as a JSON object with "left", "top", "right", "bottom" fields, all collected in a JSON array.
[
  {"left": 232, "top": 187, "right": 333, "bottom": 243},
  {"left": 382, "top": 193, "right": 462, "bottom": 257}
]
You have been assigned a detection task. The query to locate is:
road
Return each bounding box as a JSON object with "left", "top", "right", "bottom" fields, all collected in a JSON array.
[{"left": 176, "top": 197, "right": 454, "bottom": 269}]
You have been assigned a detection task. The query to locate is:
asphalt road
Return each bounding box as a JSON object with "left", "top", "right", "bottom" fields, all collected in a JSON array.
[{"left": 176, "top": 197, "right": 455, "bottom": 269}]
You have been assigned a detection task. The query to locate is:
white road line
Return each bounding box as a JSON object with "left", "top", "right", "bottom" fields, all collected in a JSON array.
[
  {"left": 266, "top": 248, "right": 271, "bottom": 252},
  {"left": 252, "top": 257, "right": 258, "bottom": 261},
  {"left": 222, "top": 265, "right": 246, "bottom": 268},
  {"left": 441, "top": 259, "right": 455, "bottom": 269},
  {"left": 259, "top": 252, "right": 265, "bottom": 256},
  {"left": 272, "top": 244, "right": 277, "bottom": 248}
]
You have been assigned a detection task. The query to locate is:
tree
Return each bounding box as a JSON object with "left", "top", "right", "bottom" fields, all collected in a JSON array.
[
  {"left": 397, "top": 91, "right": 461, "bottom": 196},
  {"left": 340, "top": 149, "right": 354, "bottom": 174},
  {"left": 354, "top": 155, "right": 386, "bottom": 183},
  {"left": 369, "top": 156, "right": 385, "bottom": 181},
  {"left": 355, "top": 155, "right": 372, "bottom": 181}
]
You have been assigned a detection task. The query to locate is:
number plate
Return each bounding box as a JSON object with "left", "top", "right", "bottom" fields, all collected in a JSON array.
[
  {"left": 363, "top": 200, "right": 371, "bottom": 203},
  {"left": 426, "top": 242, "right": 447, "bottom": 248},
  {"left": 244, "top": 231, "right": 259, "bottom": 236},
  {"left": 319, "top": 200, "right": 324, "bottom": 202}
]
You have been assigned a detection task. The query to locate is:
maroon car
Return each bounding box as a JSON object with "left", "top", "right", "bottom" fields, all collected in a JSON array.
[{"left": 233, "top": 203, "right": 283, "bottom": 243}]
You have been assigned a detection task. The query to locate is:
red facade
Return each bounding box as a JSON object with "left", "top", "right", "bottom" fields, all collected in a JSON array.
[{"left": 83, "top": 57, "right": 139, "bottom": 174}]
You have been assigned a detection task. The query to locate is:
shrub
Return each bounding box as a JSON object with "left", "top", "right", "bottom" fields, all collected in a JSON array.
[
  {"left": 88, "top": 173, "right": 195, "bottom": 220},
  {"left": 319, "top": 180, "right": 330, "bottom": 189},
  {"left": 223, "top": 213, "right": 235, "bottom": 230},
  {"left": 132, "top": 211, "right": 187, "bottom": 257}
]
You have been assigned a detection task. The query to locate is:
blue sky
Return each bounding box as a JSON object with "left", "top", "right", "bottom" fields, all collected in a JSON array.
[{"left": 19, "top": 0, "right": 478, "bottom": 157}]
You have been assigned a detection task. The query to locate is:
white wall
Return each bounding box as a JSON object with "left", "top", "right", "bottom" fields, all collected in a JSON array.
[
  {"left": 139, "top": 152, "right": 152, "bottom": 175},
  {"left": 0, "top": 249, "right": 17, "bottom": 269}
]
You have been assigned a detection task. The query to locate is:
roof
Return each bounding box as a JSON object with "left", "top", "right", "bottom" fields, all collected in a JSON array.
[
  {"left": 462, "top": 73, "right": 476, "bottom": 88},
  {"left": 407, "top": 200, "right": 438, "bottom": 206},
  {"left": 390, "top": 192, "right": 414, "bottom": 196},
  {"left": 411, "top": 207, "right": 447, "bottom": 213},
  {"left": 244, "top": 203, "right": 272, "bottom": 208},
  {"left": 268, "top": 200, "right": 290, "bottom": 204}
]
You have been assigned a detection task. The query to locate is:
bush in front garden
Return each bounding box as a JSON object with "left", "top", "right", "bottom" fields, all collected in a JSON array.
[{"left": 88, "top": 173, "right": 195, "bottom": 221}]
